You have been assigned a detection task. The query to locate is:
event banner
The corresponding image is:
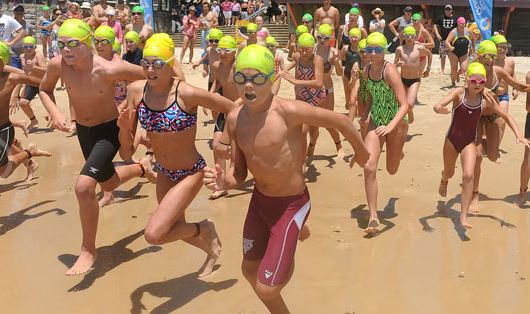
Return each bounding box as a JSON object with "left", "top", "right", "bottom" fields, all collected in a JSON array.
[
  {"left": 140, "top": 0, "right": 155, "bottom": 29},
  {"left": 469, "top": 0, "right": 493, "bottom": 39}
]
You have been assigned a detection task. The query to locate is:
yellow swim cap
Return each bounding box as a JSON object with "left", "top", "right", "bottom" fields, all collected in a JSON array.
[
  {"left": 466, "top": 62, "right": 486, "bottom": 77},
  {"left": 478, "top": 40, "right": 497, "bottom": 55},
  {"left": 218, "top": 35, "right": 237, "bottom": 49},
  {"left": 358, "top": 39, "right": 367, "bottom": 51},
  {"left": 492, "top": 34, "right": 508, "bottom": 45},
  {"left": 94, "top": 25, "right": 115, "bottom": 42},
  {"left": 209, "top": 28, "right": 223, "bottom": 40},
  {"left": 298, "top": 33, "right": 315, "bottom": 48},
  {"left": 58, "top": 18, "right": 93, "bottom": 47},
  {"left": 0, "top": 41, "right": 10, "bottom": 66},
  {"left": 403, "top": 26, "right": 416, "bottom": 36},
  {"left": 247, "top": 23, "right": 258, "bottom": 33},
  {"left": 235, "top": 44, "right": 275, "bottom": 80},
  {"left": 265, "top": 36, "right": 277, "bottom": 46},
  {"left": 143, "top": 36, "right": 174, "bottom": 66},
  {"left": 296, "top": 25, "right": 309, "bottom": 36},
  {"left": 366, "top": 32, "right": 387, "bottom": 49},
  {"left": 318, "top": 24, "right": 333, "bottom": 37},
  {"left": 23, "top": 36, "right": 37, "bottom": 45},
  {"left": 125, "top": 31, "right": 140, "bottom": 44},
  {"left": 348, "top": 28, "right": 361, "bottom": 38},
  {"left": 112, "top": 40, "right": 121, "bottom": 54},
  {"left": 146, "top": 33, "right": 175, "bottom": 50}
]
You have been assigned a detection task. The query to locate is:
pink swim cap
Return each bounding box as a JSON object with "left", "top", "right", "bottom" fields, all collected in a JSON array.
[{"left": 457, "top": 17, "right": 466, "bottom": 24}]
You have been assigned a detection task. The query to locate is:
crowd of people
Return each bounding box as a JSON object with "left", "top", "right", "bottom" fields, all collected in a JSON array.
[{"left": 1, "top": 0, "right": 530, "bottom": 312}]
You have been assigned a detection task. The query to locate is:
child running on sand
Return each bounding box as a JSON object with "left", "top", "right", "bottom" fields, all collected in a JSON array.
[
  {"left": 362, "top": 32, "right": 409, "bottom": 234},
  {"left": 435, "top": 62, "right": 530, "bottom": 229},
  {"left": 517, "top": 70, "right": 530, "bottom": 207},
  {"left": 394, "top": 26, "right": 432, "bottom": 123},
  {"left": 203, "top": 44, "right": 369, "bottom": 313}
]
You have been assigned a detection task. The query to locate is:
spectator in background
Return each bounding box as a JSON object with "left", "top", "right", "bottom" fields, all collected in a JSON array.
[
  {"left": 278, "top": 3, "right": 287, "bottom": 24},
  {"left": 92, "top": 0, "right": 111, "bottom": 27},
  {"left": 115, "top": 0, "right": 130, "bottom": 30},
  {"left": 433, "top": 4, "right": 457, "bottom": 74},
  {"left": 369, "top": 7, "right": 385, "bottom": 33},
  {"left": 247, "top": 0, "right": 255, "bottom": 17},
  {"left": 255, "top": 15, "right": 270, "bottom": 44},
  {"left": 389, "top": 6, "right": 413, "bottom": 40},
  {"left": 221, "top": 0, "right": 233, "bottom": 26},
  {"left": 57, "top": 0, "right": 68, "bottom": 14},
  {"left": 122, "top": 31, "right": 142, "bottom": 65},
  {"left": 231, "top": 0, "right": 240, "bottom": 26},
  {"left": 180, "top": 5, "right": 199, "bottom": 64},
  {"left": 67, "top": 2, "right": 83, "bottom": 19},
  {"left": 10, "top": 4, "right": 32, "bottom": 70},
  {"left": 211, "top": 1, "right": 221, "bottom": 24},
  {"left": 241, "top": 0, "right": 248, "bottom": 20},
  {"left": 107, "top": 9, "right": 123, "bottom": 44},
  {"left": 301, "top": 13, "right": 313, "bottom": 34},
  {"left": 171, "top": 7, "right": 182, "bottom": 33},
  {"left": 37, "top": 5, "right": 52, "bottom": 59}
]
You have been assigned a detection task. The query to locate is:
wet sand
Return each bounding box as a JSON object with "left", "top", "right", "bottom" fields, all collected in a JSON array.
[{"left": 1, "top": 49, "right": 530, "bottom": 313}]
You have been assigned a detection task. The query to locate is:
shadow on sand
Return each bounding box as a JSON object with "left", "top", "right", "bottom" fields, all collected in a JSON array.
[
  {"left": 0, "top": 179, "right": 39, "bottom": 193},
  {"left": 0, "top": 200, "right": 64, "bottom": 235},
  {"left": 419, "top": 194, "right": 517, "bottom": 241},
  {"left": 96, "top": 181, "right": 150, "bottom": 205},
  {"left": 59, "top": 230, "right": 161, "bottom": 292},
  {"left": 350, "top": 197, "right": 399, "bottom": 238},
  {"left": 130, "top": 272, "right": 237, "bottom": 314}
]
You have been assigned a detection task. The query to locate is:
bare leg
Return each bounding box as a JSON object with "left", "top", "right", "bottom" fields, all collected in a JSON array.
[
  {"left": 145, "top": 172, "right": 221, "bottom": 278},
  {"left": 305, "top": 125, "right": 319, "bottom": 165},
  {"left": 0, "top": 143, "right": 51, "bottom": 179},
  {"left": 210, "top": 130, "right": 228, "bottom": 200},
  {"left": 405, "top": 81, "right": 421, "bottom": 124},
  {"left": 342, "top": 75, "right": 351, "bottom": 109},
  {"left": 18, "top": 96, "right": 39, "bottom": 130},
  {"left": 242, "top": 259, "right": 291, "bottom": 314},
  {"left": 448, "top": 52, "right": 459, "bottom": 85},
  {"left": 439, "top": 139, "right": 459, "bottom": 197},
  {"left": 440, "top": 51, "right": 446, "bottom": 74},
  {"left": 496, "top": 100, "right": 509, "bottom": 145},
  {"left": 12, "top": 120, "right": 29, "bottom": 137},
  {"left": 189, "top": 37, "right": 196, "bottom": 64},
  {"left": 320, "top": 92, "right": 344, "bottom": 158},
  {"left": 180, "top": 36, "right": 189, "bottom": 64},
  {"left": 471, "top": 140, "right": 483, "bottom": 213},
  {"left": 459, "top": 143, "right": 477, "bottom": 228},
  {"left": 385, "top": 121, "right": 408, "bottom": 175},
  {"left": 518, "top": 146, "right": 530, "bottom": 207},
  {"left": 363, "top": 126, "right": 383, "bottom": 234},
  {"left": 484, "top": 119, "right": 501, "bottom": 162}
]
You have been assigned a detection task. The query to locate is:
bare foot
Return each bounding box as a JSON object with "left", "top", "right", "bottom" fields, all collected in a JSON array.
[
  {"left": 460, "top": 215, "right": 473, "bottom": 229},
  {"left": 139, "top": 157, "right": 157, "bottom": 183},
  {"left": 26, "top": 143, "right": 52, "bottom": 157},
  {"left": 25, "top": 160, "right": 39, "bottom": 182},
  {"left": 299, "top": 224, "right": 311, "bottom": 241},
  {"left": 16, "top": 120, "right": 29, "bottom": 137},
  {"left": 364, "top": 218, "right": 380, "bottom": 234},
  {"left": 98, "top": 191, "right": 115, "bottom": 208},
  {"left": 197, "top": 220, "right": 222, "bottom": 278},
  {"left": 28, "top": 118, "right": 38, "bottom": 131},
  {"left": 65, "top": 250, "right": 96, "bottom": 276},
  {"left": 335, "top": 142, "right": 345, "bottom": 159},
  {"left": 208, "top": 190, "right": 228, "bottom": 200},
  {"left": 438, "top": 177, "right": 448, "bottom": 197},
  {"left": 407, "top": 110, "right": 414, "bottom": 124},
  {"left": 516, "top": 187, "right": 528, "bottom": 208},
  {"left": 469, "top": 191, "right": 480, "bottom": 214}
]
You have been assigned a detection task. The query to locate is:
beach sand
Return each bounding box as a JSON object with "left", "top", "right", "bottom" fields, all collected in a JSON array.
[{"left": 1, "top": 49, "right": 530, "bottom": 313}]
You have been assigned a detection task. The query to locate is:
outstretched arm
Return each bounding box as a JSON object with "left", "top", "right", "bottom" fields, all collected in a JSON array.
[
  {"left": 181, "top": 82, "right": 236, "bottom": 113},
  {"left": 38, "top": 58, "right": 69, "bottom": 131},
  {"left": 484, "top": 92, "right": 529, "bottom": 146},
  {"left": 434, "top": 87, "right": 460, "bottom": 114},
  {"left": 497, "top": 67, "right": 530, "bottom": 92}
]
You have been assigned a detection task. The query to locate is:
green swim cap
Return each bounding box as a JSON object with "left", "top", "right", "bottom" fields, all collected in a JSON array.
[
  {"left": 0, "top": 41, "right": 10, "bottom": 66},
  {"left": 467, "top": 62, "right": 486, "bottom": 77},
  {"left": 412, "top": 13, "right": 422, "bottom": 21},
  {"left": 318, "top": 24, "right": 333, "bottom": 37},
  {"left": 235, "top": 44, "right": 275, "bottom": 81},
  {"left": 298, "top": 33, "right": 315, "bottom": 48},
  {"left": 125, "top": 31, "right": 140, "bottom": 44},
  {"left": 42, "top": 5, "right": 50, "bottom": 11},
  {"left": 492, "top": 34, "right": 508, "bottom": 45},
  {"left": 132, "top": 5, "right": 144, "bottom": 14},
  {"left": 265, "top": 36, "right": 277, "bottom": 46},
  {"left": 218, "top": 35, "right": 237, "bottom": 49},
  {"left": 350, "top": 7, "right": 360, "bottom": 15},
  {"left": 23, "top": 36, "right": 37, "bottom": 45},
  {"left": 478, "top": 40, "right": 497, "bottom": 55},
  {"left": 366, "top": 32, "right": 387, "bottom": 49},
  {"left": 209, "top": 28, "right": 223, "bottom": 40},
  {"left": 358, "top": 39, "right": 367, "bottom": 51},
  {"left": 403, "top": 26, "right": 416, "bottom": 36},
  {"left": 112, "top": 40, "right": 121, "bottom": 54},
  {"left": 58, "top": 19, "right": 93, "bottom": 47},
  {"left": 94, "top": 25, "right": 116, "bottom": 43},
  {"left": 247, "top": 23, "right": 258, "bottom": 33},
  {"left": 349, "top": 28, "right": 361, "bottom": 38},
  {"left": 302, "top": 13, "right": 313, "bottom": 22},
  {"left": 296, "top": 25, "right": 309, "bottom": 36}
]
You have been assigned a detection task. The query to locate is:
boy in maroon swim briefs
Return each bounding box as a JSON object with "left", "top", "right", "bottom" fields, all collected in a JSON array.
[{"left": 203, "top": 44, "right": 370, "bottom": 313}]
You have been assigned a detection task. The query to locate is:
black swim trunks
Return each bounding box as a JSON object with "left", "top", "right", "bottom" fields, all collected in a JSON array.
[
  {"left": 401, "top": 77, "right": 421, "bottom": 88},
  {"left": 76, "top": 119, "right": 120, "bottom": 182},
  {"left": 525, "top": 113, "right": 530, "bottom": 139},
  {"left": 208, "top": 80, "right": 226, "bottom": 133},
  {"left": 22, "top": 85, "right": 39, "bottom": 102},
  {"left": 0, "top": 122, "right": 15, "bottom": 167}
]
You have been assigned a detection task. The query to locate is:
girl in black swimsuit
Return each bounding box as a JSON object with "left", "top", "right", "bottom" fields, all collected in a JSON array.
[{"left": 445, "top": 17, "right": 470, "bottom": 86}]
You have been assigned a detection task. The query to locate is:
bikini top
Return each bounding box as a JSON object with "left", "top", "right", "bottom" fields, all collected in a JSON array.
[
  {"left": 137, "top": 80, "right": 197, "bottom": 133},
  {"left": 314, "top": 47, "right": 332, "bottom": 73},
  {"left": 489, "top": 70, "right": 500, "bottom": 94}
]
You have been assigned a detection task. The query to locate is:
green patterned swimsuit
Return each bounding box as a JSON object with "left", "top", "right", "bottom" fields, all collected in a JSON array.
[
  {"left": 366, "top": 62, "right": 399, "bottom": 127},
  {"left": 358, "top": 66, "right": 368, "bottom": 103}
]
